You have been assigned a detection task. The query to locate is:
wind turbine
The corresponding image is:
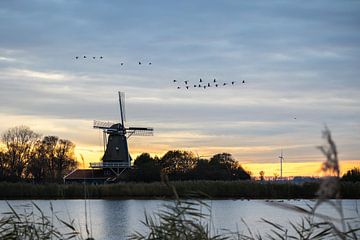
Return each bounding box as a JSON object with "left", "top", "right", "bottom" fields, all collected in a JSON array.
[{"left": 279, "top": 150, "right": 284, "bottom": 179}]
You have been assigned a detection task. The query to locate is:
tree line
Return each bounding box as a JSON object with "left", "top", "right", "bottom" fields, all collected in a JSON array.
[
  {"left": 129, "top": 151, "right": 251, "bottom": 182},
  {"left": 0, "top": 126, "right": 77, "bottom": 182}
]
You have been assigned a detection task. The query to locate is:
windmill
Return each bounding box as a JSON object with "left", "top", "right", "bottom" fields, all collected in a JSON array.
[{"left": 90, "top": 92, "right": 153, "bottom": 176}]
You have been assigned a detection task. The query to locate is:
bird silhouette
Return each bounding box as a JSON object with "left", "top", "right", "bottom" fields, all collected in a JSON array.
[
  {"left": 203, "top": 86, "right": 207, "bottom": 89},
  {"left": 242, "top": 80, "right": 245, "bottom": 84},
  {"left": 198, "top": 84, "right": 201, "bottom": 87},
  {"left": 185, "top": 81, "right": 188, "bottom": 85},
  {"left": 186, "top": 86, "right": 189, "bottom": 89},
  {"left": 100, "top": 56, "right": 103, "bottom": 59},
  {"left": 177, "top": 86, "right": 181, "bottom": 89},
  {"left": 215, "top": 84, "right": 218, "bottom": 87},
  {"left": 223, "top": 83, "right": 227, "bottom": 86},
  {"left": 207, "top": 83, "right": 211, "bottom": 87},
  {"left": 120, "top": 62, "right": 124, "bottom": 66},
  {"left": 200, "top": 78, "right": 203, "bottom": 83},
  {"left": 149, "top": 62, "right": 152, "bottom": 65},
  {"left": 213, "top": 78, "right": 216, "bottom": 83},
  {"left": 194, "top": 85, "right": 197, "bottom": 87},
  {"left": 173, "top": 80, "right": 177, "bottom": 83},
  {"left": 75, "top": 56, "right": 79, "bottom": 59},
  {"left": 138, "top": 61, "right": 142, "bottom": 65},
  {"left": 83, "top": 56, "right": 87, "bottom": 58},
  {"left": 93, "top": 57, "right": 96, "bottom": 59},
  {"left": 231, "top": 81, "right": 235, "bottom": 85}
]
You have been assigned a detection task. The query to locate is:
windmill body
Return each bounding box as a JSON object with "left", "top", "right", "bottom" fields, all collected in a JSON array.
[{"left": 102, "top": 123, "right": 129, "bottom": 163}]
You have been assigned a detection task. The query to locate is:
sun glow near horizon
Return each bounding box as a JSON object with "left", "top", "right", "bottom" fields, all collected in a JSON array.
[{"left": 75, "top": 143, "right": 359, "bottom": 177}]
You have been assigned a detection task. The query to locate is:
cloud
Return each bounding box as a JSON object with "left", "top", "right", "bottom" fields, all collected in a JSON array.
[{"left": 0, "top": 0, "right": 359, "bottom": 168}]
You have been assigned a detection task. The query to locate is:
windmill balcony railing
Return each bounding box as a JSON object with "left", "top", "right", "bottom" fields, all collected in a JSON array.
[{"left": 90, "top": 162, "right": 130, "bottom": 169}]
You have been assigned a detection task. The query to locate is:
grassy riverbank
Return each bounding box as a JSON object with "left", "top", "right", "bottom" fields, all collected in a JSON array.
[{"left": 0, "top": 181, "right": 359, "bottom": 199}]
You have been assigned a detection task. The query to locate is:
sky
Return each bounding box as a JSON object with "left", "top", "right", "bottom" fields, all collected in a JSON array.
[{"left": 0, "top": 0, "right": 359, "bottom": 177}]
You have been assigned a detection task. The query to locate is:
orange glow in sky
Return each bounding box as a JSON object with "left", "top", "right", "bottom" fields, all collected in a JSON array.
[{"left": 75, "top": 145, "right": 359, "bottom": 177}]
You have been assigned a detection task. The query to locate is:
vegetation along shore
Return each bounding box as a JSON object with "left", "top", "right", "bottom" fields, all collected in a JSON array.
[{"left": 0, "top": 180, "right": 359, "bottom": 200}]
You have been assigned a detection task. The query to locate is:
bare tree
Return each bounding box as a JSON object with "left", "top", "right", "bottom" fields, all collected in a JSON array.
[
  {"left": 54, "top": 139, "right": 77, "bottom": 182},
  {"left": 1, "top": 126, "right": 40, "bottom": 179}
]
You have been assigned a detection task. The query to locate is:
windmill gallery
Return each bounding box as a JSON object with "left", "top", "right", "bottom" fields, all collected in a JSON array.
[{"left": 64, "top": 92, "right": 154, "bottom": 184}]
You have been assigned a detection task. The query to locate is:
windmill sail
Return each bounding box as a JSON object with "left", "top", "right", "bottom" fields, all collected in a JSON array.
[{"left": 118, "top": 91, "right": 126, "bottom": 125}]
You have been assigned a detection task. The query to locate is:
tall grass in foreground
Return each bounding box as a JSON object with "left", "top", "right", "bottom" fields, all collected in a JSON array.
[
  {"left": 0, "top": 202, "right": 81, "bottom": 240},
  {"left": 129, "top": 127, "right": 360, "bottom": 239}
]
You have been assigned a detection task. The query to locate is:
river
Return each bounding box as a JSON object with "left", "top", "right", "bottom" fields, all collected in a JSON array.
[{"left": 0, "top": 199, "right": 358, "bottom": 239}]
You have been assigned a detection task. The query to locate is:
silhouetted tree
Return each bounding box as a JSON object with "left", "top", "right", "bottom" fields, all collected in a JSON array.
[
  {"left": 53, "top": 139, "right": 77, "bottom": 182},
  {"left": 1, "top": 126, "right": 40, "bottom": 180},
  {"left": 207, "top": 153, "right": 250, "bottom": 180},
  {"left": 160, "top": 150, "right": 196, "bottom": 176},
  {"left": 342, "top": 168, "right": 360, "bottom": 182},
  {"left": 26, "top": 140, "right": 48, "bottom": 181},
  {"left": 259, "top": 171, "right": 265, "bottom": 181},
  {"left": 131, "top": 153, "right": 161, "bottom": 182},
  {"left": 0, "top": 126, "right": 78, "bottom": 182},
  {"left": 190, "top": 159, "right": 213, "bottom": 180},
  {"left": 0, "top": 149, "right": 7, "bottom": 180},
  {"left": 27, "top": 137, "right": 77, "bottom": 182}
]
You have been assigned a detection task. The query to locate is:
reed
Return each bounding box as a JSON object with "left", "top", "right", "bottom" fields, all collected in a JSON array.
[{"left": 0, "top": 202, "right": 81, "bottom": 239}]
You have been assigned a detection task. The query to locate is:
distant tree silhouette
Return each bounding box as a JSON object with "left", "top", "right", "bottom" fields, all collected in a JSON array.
[
  {"left": 160, "top": 150, "right": 196, "bottom": 179},
  {"left": 259, "top": 171, "right": 265, "bottom": 181},
  {"left": 1, "top": 126, "right": 40, "bottom": 180},
  {"left": 207, "top": 153, "right": 250, "bottom": 180},
  {"left": 0, "top": 149, "right": 7, "bottom": 180},
  {"left": 342, "top": 168, "right": 360, "bottom": 182},
  {"left": 1, "top": 126, "right": 77, "bottom": 182},
  {"left": 190, "top": 159, "right": 213, "bottom": 180},
  {"left": 131, "top": 153, "right": 161, "bottom": 182},
  {"left": 129, "top": 151, "right": 250, "bottom": 182}
]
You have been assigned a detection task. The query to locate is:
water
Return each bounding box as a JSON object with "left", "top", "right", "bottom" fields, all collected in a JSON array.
[{"left": 0, "top": 199, "right": 358, "bottom": 239}]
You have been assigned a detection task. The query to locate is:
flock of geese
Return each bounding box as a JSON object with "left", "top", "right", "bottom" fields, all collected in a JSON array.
[
  {"left": 74, "top": 56, "right": 152, "bottom": 65},
  {"left": 73, "top": 56, "right": 246, "bottom": 90},
  {"left": 173, "top": 78, "right": 246, "bottom": 89}
]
